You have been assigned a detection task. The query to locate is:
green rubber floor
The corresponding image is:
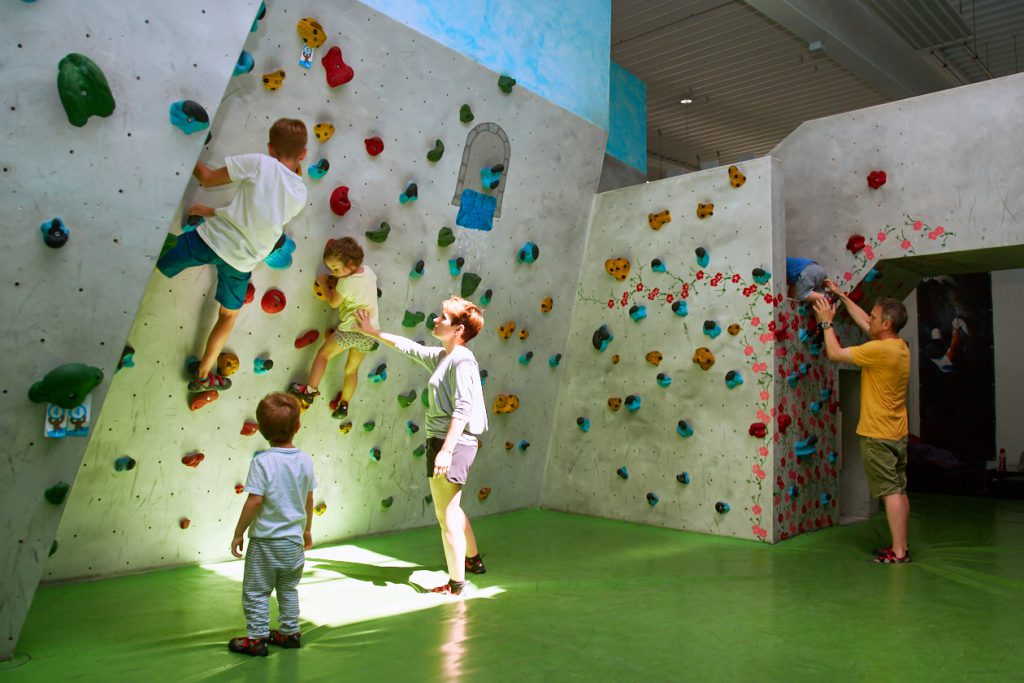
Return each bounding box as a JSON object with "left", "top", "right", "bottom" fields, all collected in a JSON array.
[{"left": 5, "top": 494, "right": 1024, "bottom": 682}]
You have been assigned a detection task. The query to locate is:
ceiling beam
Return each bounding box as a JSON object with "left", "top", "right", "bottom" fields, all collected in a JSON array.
[{"left": 742, "top": 0, "right": 962, "bottom": 99}]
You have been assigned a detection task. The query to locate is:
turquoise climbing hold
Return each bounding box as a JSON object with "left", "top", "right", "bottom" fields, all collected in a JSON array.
[
  {"left": 368, "top": 363, "right": 387, "bottom": 383},
  {"left": 448, "top": 257, "right": 465, "bottom": 276},
  {"left": 264, "top": 235, "right": 295, "bottom": 270},
  {"left": 516, "top": 241, "right": 539, "bottom": 264},
  {"left": 646, "top": 492, "right": 659, "bottom": 506},
  {"left": 625, "top": 395, "right": 641, "bottom": 412},
  {"left": 676, "top": 420, "right": 694, "bottom": 438},
  {"left": 592, "top": 324, "right": 613, "bottom": 352},
  {"left": 617, "top": 466, "right": 629, "bottom": 479},
  {"left": 576, "top": 417, "right": 590, "bottom": 432},
  {"left": 725, "top": 370, "right": 744, "bottom": 389},
  {"left": 703, "top": 321, "right": 722, "bottom": 338},
  {"left": 676, "top": 472, "right": 691, "bottom": 484},
  {"left": 672, "top": 300, "right": 688, "bottom": 317},
  {"left": 651, "top": 258, "right": 667, "bottom": 273},
  {"left": 399, "top": 182, "right": 418, "bottom": 204},
  {"left": 629, "top": 305, "right": 647, "bottom": 322},
  {"left": 548, "top": 353, "right": 562, "bottom": 368},
  {"left": 169, "top": 100, "right": 209, "bottom": 135},
  {"left": 308, "top": 158, "right": 329, "bottom": 179},
  {"left": 518, "top": 352, "right": 533, "bottom": 366},
  {"left": 752, "top": 268, "right": 771, "bottom": 284},
  {"left": 695, "top": 247, "right": 710, "bottom": 268},
  {"left": 656, "top": 373, "right": 672, "bottom": 388},
  {"left": 369, "top": 447, "right": 382, "bottom": 462},
  {"left": 410, "top": 259, "right": 425, "bottom": 279},
  {"left": 234, "top": 50, "right": 254, "bottom": 76},
  {"left": 480, "top": 289, "right": 492, "bottom": 307},
  {"left": 481, "top": 164, "right": 504, "bottom": 190}
]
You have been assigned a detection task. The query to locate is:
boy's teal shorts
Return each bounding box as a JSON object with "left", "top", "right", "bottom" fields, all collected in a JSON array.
[{"left": 157, "top": 230, "right": 251, "bottom": 310}]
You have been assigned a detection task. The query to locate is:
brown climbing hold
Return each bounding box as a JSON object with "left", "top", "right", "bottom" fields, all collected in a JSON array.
[
  {"left": 180, "top": 518, "right": 191, "bottom": 529},
  {"left": 518, "top": 329, "right": 529, "bottom": 341},
  {"left": 296, "top": 17, "right": 326, "bottom": 47},
  {"left": 648, "top": 210, "right": 671, "bottom": 230},
  {"left": 217, "top": 352, "right": 239, "bottom": 376},
  {"left": 322, "top": 45, "right": 354, "bottom": 88},
  {"left": 540, "top": 296, "right": 553, "bottom": 313},
  {"left": 692, "top": 347, "right": 716, "bottom": 371},
  {"left": 477, "top": 487, "right": 491, "bottom": 501},
  {"left": 241, "top": 421, "right": 259, "bottom": 436},
  {"left": 493, "top": 394, "right": 520, "bottom": 414},
  {"left": 611, "top": 355, "right": 620, "bottom": 364},
  {"left": 295, "top": 329, "right": 320, "bottom": 348},
  {"left": 727, "top": 165, "right": 746, "bottom": 188},
  {"left": 189, "top": 391, "right": 218, "bottom": 411},
  {"left": 645, "top": 351, "right": 663, "bottom": 366},
  {"left": 314, "top": 122, "right": 335, "bottom": 142},
  {"left": 504, "top": 441, "right": 514, "bottom": 450},
  {"left": 181, "top": 452, "right": 205, "bottom": 468},
  {"left": 696, "top": 202, "right": 714, "bottom": 219},
  {"left": 727, "top": 323, "right": 742, "bottom": 336},
  {"left": 261, "top": 69, "right": 286, "bottom": 91},
  {"left": 605, "top": 257, "right": 631, "bottom": 281},
  {"left": 608, "top": 397, "right": 622, "bottom": 411},
  {"left": 498, "top": 321, "right": 516, "bottom": 340}
]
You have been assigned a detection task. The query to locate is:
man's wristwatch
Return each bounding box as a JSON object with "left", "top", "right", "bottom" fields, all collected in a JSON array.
[{"left": 819, "top": 321, "right": 833, "bottom": 330}]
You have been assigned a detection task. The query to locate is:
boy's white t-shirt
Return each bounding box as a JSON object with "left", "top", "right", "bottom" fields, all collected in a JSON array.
[
  {"left": 197, "top": 153, "right": 307, "bottom": 273},
  {"left": 244, "top": 447, "right": 317, "bottom": 545},
  {"left": 336, "top": 266, "right": 380, "bottom": 331}
]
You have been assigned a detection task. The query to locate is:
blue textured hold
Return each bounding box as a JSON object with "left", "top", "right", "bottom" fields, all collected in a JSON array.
[
  {"left": 592, "top": 324, "right": 613, "bottom": 352},
  {"left": 548, "top": 353, "right": 562, "bottom": 368},
  {"left": 798, "top": 327, "right": 812, "bottom": 343},
  {"left": 629, "top": 305, "right": 648, "bottom": 322},
  {"left": 518, "top": 351, "right": 533, "bottom": 366},
  {"left": 576, "top": 417, "right": 590, "bottom": 432},
  {"left": 448, "top": 257, "right": 465, "bottom": 276},
  {"left": 795, "top": 434, "right": 818, "bottom": 458},
  {"left": 616, "top": 466, "right": 629, "bottom": 480},
  {"left": 40, "top": 217, "right": 69, "bottom": 248},
  {"left": 865, "top": 268, "right": 881, "bottom": 283},
  {"left": 234, "top": 50, "right": 254, "bottom": 76},
  {"left": 308, "top": 158, "right": 329, "bottom": 179},
  {"left": 251, "top": 1, "right": 266, "bottom": 32},
  {"left": 799, "top": 362, "right": 810, "bottom": 376},
  {"left": 820, "top": 387, "right": 832, "bottom": 400},
  {"left": 480, "top": 163, "right": 504, "bottom": 190},
  {"left": 651, "top": 258, "right": 667, "bottom": 273},
  {"left": 820, "top": 493, "right": 832, "bottom": 505},
  {"left": 752, "top": 268, "right": 772, "bottom": 285},
  {"left": 695, "top": 247, "right": 710, "bottom": 268},
  {"left": 676, "top": 420, "right": 693, "bottom": 438},
  {"left": 786, "top": 372, "right": 801, "bottom": 388},
  {"left": 725, "top": 370, "right": 744, "bottom": 389},
  {"left": 517, "top": 241, "right": 539, "bottom": 264},
  {"left": 672, "top": 300, "right": 689, "bottom": 317},
  {"left": 646, "top": 492, "right": 660, "bottom": 507},
  {"left": 828, "top": 450, "right": 838, "bottom": 465},
  {"left": 456, "top": 188, "right": 496, "bottom": 232},
  {"left": 253, "top": 357, "right": 273, "bottom": 374},
  {"left": 625, "top": 395, "right": 641, "bottom": 412},
  {"left": 676, "top": 472, "right": 691, "bottom": 484},
  {"left": 809, "top": 343, "right": 823, "bottom": 357},
  {"left": 703, "top": 321, "right": 722, "bottom": 339},
  {"left": 656, "top": 373, "right": 672, "bottom": 387},
  {"left": 787, "top": 485, "right": 800, "bottom": 498},
  {"left": 264, "top": 235, "right": 295, "bottom": 270},
  {"left": 518, "top": 440, "right": 530, "bottom": 451},
  {"left": 368, "top": 363, "right": 388, "bottom": 384},
  {"left": 169, "top": 100, "right": 210, "bottom": 135},
  {"left": 810, "top": 401, "right": 822, "bottom": 416}
]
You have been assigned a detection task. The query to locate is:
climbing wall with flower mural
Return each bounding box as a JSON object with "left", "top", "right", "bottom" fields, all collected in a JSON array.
[{"left": 541, "top": 157, "right": 788, "bottom": 542}]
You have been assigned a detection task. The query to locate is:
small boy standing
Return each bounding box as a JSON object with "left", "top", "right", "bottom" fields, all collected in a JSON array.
[
  {"left": 786, "top": 257, "right": 829, "bottom": 303},
  {"left": 290, "top": 237, "right": 378, "bottom": 418},
  {"left": 229, "top": 392, "right": 317, "bottom": 657},
  {"left": 158, "top": 118, "right": 309, "bottom": 392}
]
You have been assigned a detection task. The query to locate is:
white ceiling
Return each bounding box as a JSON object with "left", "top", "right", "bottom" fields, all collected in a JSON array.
[{"left": 611, "top": 0, "right": 1024, "bottom": 175}]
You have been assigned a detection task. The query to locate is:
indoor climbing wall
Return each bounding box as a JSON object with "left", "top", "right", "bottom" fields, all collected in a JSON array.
[
  {"left": 541, "top": 157, "right": 787, "bottom": 542},
  {"left": 45, "top": 0, "right": 606, "bottom": 581},
  {"left": 0, "top": 0, "right": 260, "bottom": 659}
]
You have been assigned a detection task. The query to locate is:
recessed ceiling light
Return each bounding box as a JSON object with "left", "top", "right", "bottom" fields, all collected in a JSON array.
[{"left": 679, "top": 98, "right": 693, "bottom": 104}]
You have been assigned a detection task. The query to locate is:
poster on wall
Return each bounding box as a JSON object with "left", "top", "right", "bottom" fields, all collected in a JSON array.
[{"left": 916, "top": 272, "right": 995, "bottom": 478}]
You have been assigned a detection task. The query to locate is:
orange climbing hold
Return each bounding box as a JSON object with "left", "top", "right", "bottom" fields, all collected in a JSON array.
[
  {"left": 498, "top": 321, "right": 516, "bottom": 340},
  {"left": 217, "top": 352, "right": 239, "bottom": 376},
  {"left": 504, "top": 441, "right": 514, "bottom": 450},
  {"left": 696, "top": 202, "right": 714, "bottom": 219},
  {"left": 296, "top": 17, "right": 326, "bottom": 47},
  {"left": 189, "top": 391, "right": 218, "bottom": 411},
  {"left": 295, "top": 329, "right": 319, "bottom": 348},
  {"left": 648, "top": 210, "right": 671, "bottom": 230},
  {"left": 180, "top": 518, "right": 191, "bottom": 529},
  {"left": 518, "top": 329, "right": 529, "bottom": 341},
  {"left": 727, "top": 323, "right": 742, "bottom": 336},
  {"left": 692, "top": 347, "right": 715, "bottom": 371},
  {"left": 477, "top": 487, "right": 492, "bottom": 501},
  {"left": 608, "top": 397, "right": 622, "bottom": 411},
  {"left": 728, "top": 165, "right": 746, "bottom": 188},
  {"left": 181, "top": 452, "right": 205, "bottom": 468},
  {"left": 605, "top": 257, "right": 631, "bottom": 281},
  {"left": 611, "top": 355, "right": 620, "bottom": 364},
  {"left": 493, "top": 394, "right": 520, "bottom": 414},
  {"left": 645, "top": 351, "right": 663, "bottom": 366},
  {"left": 540, "top": 296, "right": 553, "bottom": 313},
  {"left": 314, "top": 123, "right": 335, "bottom": 142},
  {"left": 241, "top": 421, "right": 259, "bottom": 436},
  {"left": 261, "top": 69, "right": 286, "bottom": 91}
]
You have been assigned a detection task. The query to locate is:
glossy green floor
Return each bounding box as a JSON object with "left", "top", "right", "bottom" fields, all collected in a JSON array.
[{"left": 6, "top": 495, "right": 1024, "bottom": 682}]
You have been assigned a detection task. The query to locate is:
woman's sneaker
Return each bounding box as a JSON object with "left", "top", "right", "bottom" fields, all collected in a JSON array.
[
  {"left": 228, "top": 636, "right": 268, "bottom": 657},
  {"left": 465, "top": 554, "right": 486, "bottom": 575},
  {"left": 289, "top": 383, "right": 319, "bottom": 409},
  {"left": 430, "top": 579, "right": 465, "bottom": 595},
  {"left": 873, "top": 549, "right": 912, "bottom": 564},
  {"left": 188, "top": 372, "right": 232, "bottom": 392},
  {"left": 331, "top": 400, "right": 349, "bottom": 419},
  {"left": 268, "top": 630, "right": 301, "bottom": 649}
]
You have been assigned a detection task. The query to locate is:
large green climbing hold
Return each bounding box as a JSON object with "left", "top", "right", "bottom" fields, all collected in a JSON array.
[
  {"left": 57, "top": 53, "right": 116, "bottom": 127},
  {"left": 461, "top": 272, "right": 482, "bottom": 298},
  {"left": 397, "top": 389, "right": 417, "bottom": 407},
  {"left": 45, "top": 482, "right": 71, "bottom": 505},
  {"left": 366, "top": 221, "right": 391, "bottom": 243},
  {"left": 460, "top": 104, "right": 474, "bottom": 123},
  {"left": 159, "top": 233, "right": 178, "bottom": 260},
  {"left": 498, "top": 75, "right": 516, "bottom": 94},
  {"left": 401, "top": 310, "right": 425, "bottom": 327},
  {"left": 427, "top": 139, "right": 445, "bottom": 162},
  {"left": 438, "top": 226, "right": 455, "bottom": 248},
  {"left": 29, "top": 363, "right": 104, "bottom": 408},
  {"left": 421, "top": 387, "right": 430, "bottom": 407}
]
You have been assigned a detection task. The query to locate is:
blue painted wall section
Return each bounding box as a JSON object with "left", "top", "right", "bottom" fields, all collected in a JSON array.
[
  {"left": 607, "top": 62, "right": 647, "bottom": 173},
  {"left": 360, "top": 0, "right": 611, "bottom": 129}
]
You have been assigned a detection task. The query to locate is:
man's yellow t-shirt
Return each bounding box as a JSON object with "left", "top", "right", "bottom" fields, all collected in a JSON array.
[{"left": 849, "top": 338, "right": 910, "bottom": 440}]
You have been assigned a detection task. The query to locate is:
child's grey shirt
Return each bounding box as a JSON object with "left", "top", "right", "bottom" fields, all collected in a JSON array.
[{"left": 244, "top": 447, "right": 317, "bottom": 545}]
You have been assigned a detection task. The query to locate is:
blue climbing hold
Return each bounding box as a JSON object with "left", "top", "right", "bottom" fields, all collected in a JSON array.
[
  {"left": 234, "top": 50, "right": 254, "bottom": 76},
  {"left": 799, "top": 362, "right": 811, "bottom": 376},
  {"left": 656, "top": 373, "right": 672, "bottom": 388},
  {"left": 456, "top": 189, "right": 496, "bottom": 232},
  {"left": 368, "top": 363, "right": 388, "bottom": 383},
  {"left": 828, "top": 450, "right": 838, "bottom": 465},
  {"left": 480, "top": 289, "right": 492, "bottom": 307},
  {"left": 517, "top": 241, "right": 539, "bottom": 264},
  {"left": 592, "top": 324, "right": 613, "bottom": 352},
  {"left": 865, "top": 268, "right": 881, "bottom": 283},
  {"left": 479, "top": 369, "right": 488, "bottom": 385},
  {"left": 703, "top": 321, "right": 722, "bottom": 339},
  {"left": 308, "top": 158, "right": 330, "bottom": 179},
  {"left": 616, "top": 466, "right": 629, "bottom": 480},
  {"left": 548, "top": 353, "right": 562, "bottom": 368},
  {"left": 725, "top": 370, "right": 744, "bottom": 389},
  {"left": 809, "top": 343, "right": 823, "bottom": 357},
  {"left": 676, "top": 472, "right": 691, "bottom": 485},
  {"left": 410, "top": 260, "right": 425, "bottom": 279},
  {"left": 169, "top": 100, "right": 210, "bottom": 135},
  {"left": 715, "top": 501, "right": 731, "bottom": 513},
  {"left": 449, "top": 257, "right": 465, "bottom": 276},
  {"left": 518, "top": 440, "right": 530, "bottom": 451},
  {"left": 114, "top": 456, "right": 136, "bottom": 472},
  {"left": 264, "top": 235, "right": 295, "bottom": 270},
  {"left": 820, "top": 387, "right": 832, "bottom": 400},
  {"left": 695, "top": 247, "right": 710, "bottom": 268},
  {"left": 625, "top": 395, "right": 641, "bottom": 412},
  {"left": 676, "top": 420, "right": 693, "bottom": 438},
  {"left": 40, "top": 217, "right": 69, "bottom": 248},
  {"left": 752, "top": 268, "right": 771, "bottom": 285},
  {"left": 672, "top": 300, "right": 689, "bottom": 317},
  {"left": 820, "top": 492, "right": 832, "bottom": 505},
  {"left": 629, "top": 305, "right": 648, "bottom": 322},
  {"left": 518, "top": 351, "right": 533, "bottom": 366},
  {"left": 399, "top": 182, "right": 418, "bottom": 204},
  {"left": 810, "top": 401, "right": 822, "bottom": 416},
  {"left": 795, "top": 434, "right": 818, "bottom": 458},
  {"left": 787, "top": 485, "right": 800, "bottom": 498},
  {"left": 646, "top": 492, "right": 660, "bottom": 507},
  {"left": 253, "top": 357, "right": 273, "bottom": 374},
  {"left": 798, "top": 328, "right": 812, "bottom": 344},
  {"left": 651, "top": 258, "right": 667, "bottom": 273},
  {"left": 786, "top": 372, "right": 801, "bottom": 388},
  {"left": 251, "top": 1, "right": 266, "bottom": 32},
  {"left": 576, "top": 417, "right": 590, "bottom": 432},
  {"left": 480, "top": 163, "right": 504, "bottom": 190}
]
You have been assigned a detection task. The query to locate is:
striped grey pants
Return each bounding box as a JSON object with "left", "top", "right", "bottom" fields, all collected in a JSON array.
[{"left": 243, "top": 538, "right": 305, "bottom": 638}]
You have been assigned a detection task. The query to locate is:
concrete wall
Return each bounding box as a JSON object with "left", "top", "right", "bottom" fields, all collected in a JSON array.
[
  {"left": 541, "top": 157, "right": 785, "bottom": 542},
  {"left": 360, "top": 0, "right": 611, "bottom": 129},
  {"left": 44, "top": 0, "right": 606, "bottom": 582},
  {"left": 0, "top": 0, "right": 260, "bottom": 660}
]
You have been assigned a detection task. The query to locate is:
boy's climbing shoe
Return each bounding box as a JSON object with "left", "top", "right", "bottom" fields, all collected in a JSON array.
[
  {"left": 228, "top": 636, "right": 268, "bottom": 657},
  {"left": 872, "top": 545, "right": 910, "bottom": 557},
  {"left": 430, "top": 579, "right": 465, "bottom": 595},
  {"left": 188, "top": 372, "right": 232, "bottom": 392},
  {"left": 873, "top": 549, "right": 912, "bottom": 564},
  {"left": 268, "top": 630, "right": 302, "bottom": 649},
  {"left": 331, "top": 400, "right": 349, "bottom": 419},
  {"left": 465, "top": 554, "right": 486, "bottom": 575},
  {"left": 289, "top": 383, "right": 319, "bottom": 408}
]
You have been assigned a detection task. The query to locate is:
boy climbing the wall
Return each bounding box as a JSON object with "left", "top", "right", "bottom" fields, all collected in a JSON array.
[
  {"left": 290, "top": 237, "right": 378, "bottom": 418},
  {"left": 786, "top": 257, "right": 829, "bottom": 303},
  {"left": 229, "top": 392, "right": 317, "bottom": 657},
  {"left": 157, "top": 118, "right": 308, "bottom": 392}
]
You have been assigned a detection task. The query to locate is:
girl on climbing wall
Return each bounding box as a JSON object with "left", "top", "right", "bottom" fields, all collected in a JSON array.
[{"left": 355, "top": 298, "right": 488, "bottom": 594}]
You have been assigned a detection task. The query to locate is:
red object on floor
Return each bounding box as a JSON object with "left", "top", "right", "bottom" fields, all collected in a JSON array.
[
  {"left": 749, "top": 422, "right": 768, "bottom": 438},
  {"left": 241, "top": 421, "right": 259, "bottom": 436},
  {"left": 866, "top": 170, "right": 887, "bottom": 189},
  {"left": 321, "top": 45, "right": 354, "bottom": 87},
  {"left": 846, "top": 234, "right": 866, "bottom": 254},
  {"left": 189, "top": 391, "right": 219, "bottom": 411},
  {"left": 181, "top": 452, "right": 205, "bottom": 468},
  {"left": 244, "top": 282, "right": 255, "bottom": 305},
  {"left": 295, "top": 329, "right": 320, "bottom": 348},
  {"left": 330, "top": 186, "right": 351, "bottom": 216},
  {"left": 261, "top": 289, "right": 286, "bottom": 314},
  {"left": 179, "top": 518, "right": 191, "bottom": 529},
  {"left": 364, "top": 136, "right": 384, "bottom": 156}
]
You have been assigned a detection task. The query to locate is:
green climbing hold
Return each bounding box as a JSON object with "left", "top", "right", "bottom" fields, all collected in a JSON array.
[
  {"left": 363, "top": 420, "right": 376, "bottom": 432},
  {"left": 427, "top": 139, "right": 445, "bottom": 162},
  {"left": 29, "top": 363, "right": 104, "bottom": 409},
  {"left": 160, "top": 233, "right": 178, "bottom": 260},
  {"left": 413, "top": 443, "right": 426, "bottom": 457},
  {"left": 49, "top": 540, "right": 59, "bottom": 557},
  {"left": 421, "top": 388, "right": 430, "bottom": 407},
  {"left": 460, "top": 104, "right": 474, "bottom": 123},
  {"left": 461, "top": 272, "right": 482, "bottom": 298},
  {"left": 397, "top": 389, "right": 417, "bottom": 407},
  {"left": 426, "top": 314, "right": 437, "bottom": 330},
  {"left": 381, "top": 496, "right": 394, "bottom": 508},
  {"left": 498, "top": 75, "right": 516, "bottom": 94},
  {"left": 45, "top": 482, "right": 71, "bottom": 505},
  {"left": 57, "top": 53, "right": 116, "bottom": 127},
  {"left": 366, "top": 222, "right": 391, "bottom": 243},
  {"left": 438, "top": 226, "right": 455, "bottom": 248},
  {"left": 402, "top": 310, "right": 425, "bottom": 328}
]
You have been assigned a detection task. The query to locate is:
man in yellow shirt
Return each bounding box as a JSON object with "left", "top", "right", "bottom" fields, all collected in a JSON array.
[{"left": 814, "top": 282, "right": 911, "bottom": 564}]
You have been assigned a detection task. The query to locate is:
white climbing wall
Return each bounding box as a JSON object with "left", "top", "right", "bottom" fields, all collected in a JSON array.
[
  {"left": 44, "top": 0, "right": 606, "bottom": 582},
  {"left": 541, "top": 157, "right": 789, "bottom": 542},
  {"left": 0, "top": 0, "right": 260, "bottom": 659}
]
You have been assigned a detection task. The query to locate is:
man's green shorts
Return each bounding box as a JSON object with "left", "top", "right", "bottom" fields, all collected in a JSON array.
[{"left": 859, "top": 436, "right": 908, "bottom": 497}]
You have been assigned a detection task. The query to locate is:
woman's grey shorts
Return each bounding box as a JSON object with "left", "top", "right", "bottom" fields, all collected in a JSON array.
[{"left": 425, "top": 437, "right": 478, "bottom": 485}]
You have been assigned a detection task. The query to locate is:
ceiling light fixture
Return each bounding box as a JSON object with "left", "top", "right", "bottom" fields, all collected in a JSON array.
[{"left": 679, "top": 98, "right": 693, "bottom": 104}]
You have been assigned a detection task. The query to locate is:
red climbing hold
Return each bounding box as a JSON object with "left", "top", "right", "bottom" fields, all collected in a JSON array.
[
  {"left": 330, "top": 186, "right": 351, "bottom": 216},
  {"left": 322, "top": 45, "right": 354, "bottom": 88},
  {"left": 777, "top": 413, "right": 792, "bottom": 434},
  {"left": 846, "top": 235, "right": 866, "bottom": 254},
  {"left": 867, "top": 170, "right": 887, "bottom": 189},
  {"left": 261, "top": 289, "right": 286, "bottom": 314},
  {"left": 180, "top": 518, "right": 191, "bottom": 529},
  {"left": 234, "top": 484, "right": 245, "bottom": 494},
  {"left": 244, "top": 282, "right": 255, "bottom": 305},
  {"left": 181, "top": 452, "right": 205, "bottom": 467},
  {"left": 364, "top": 137, "right": 384, "bottom": 156},
  {"left": 749, "top": 422, "right": 768, "bottom": 438},
  {"left": 189, "top": 391, "right": 219, "bottom": 411},
  {"left": 241, "top": 421, "right": 259, "bottom": 436},
  {"left": 329, "top": 391, "right": 343, "bottom": 411},
  {"left": 295, "top": 329, "right": 319, "bottom": 348}
]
